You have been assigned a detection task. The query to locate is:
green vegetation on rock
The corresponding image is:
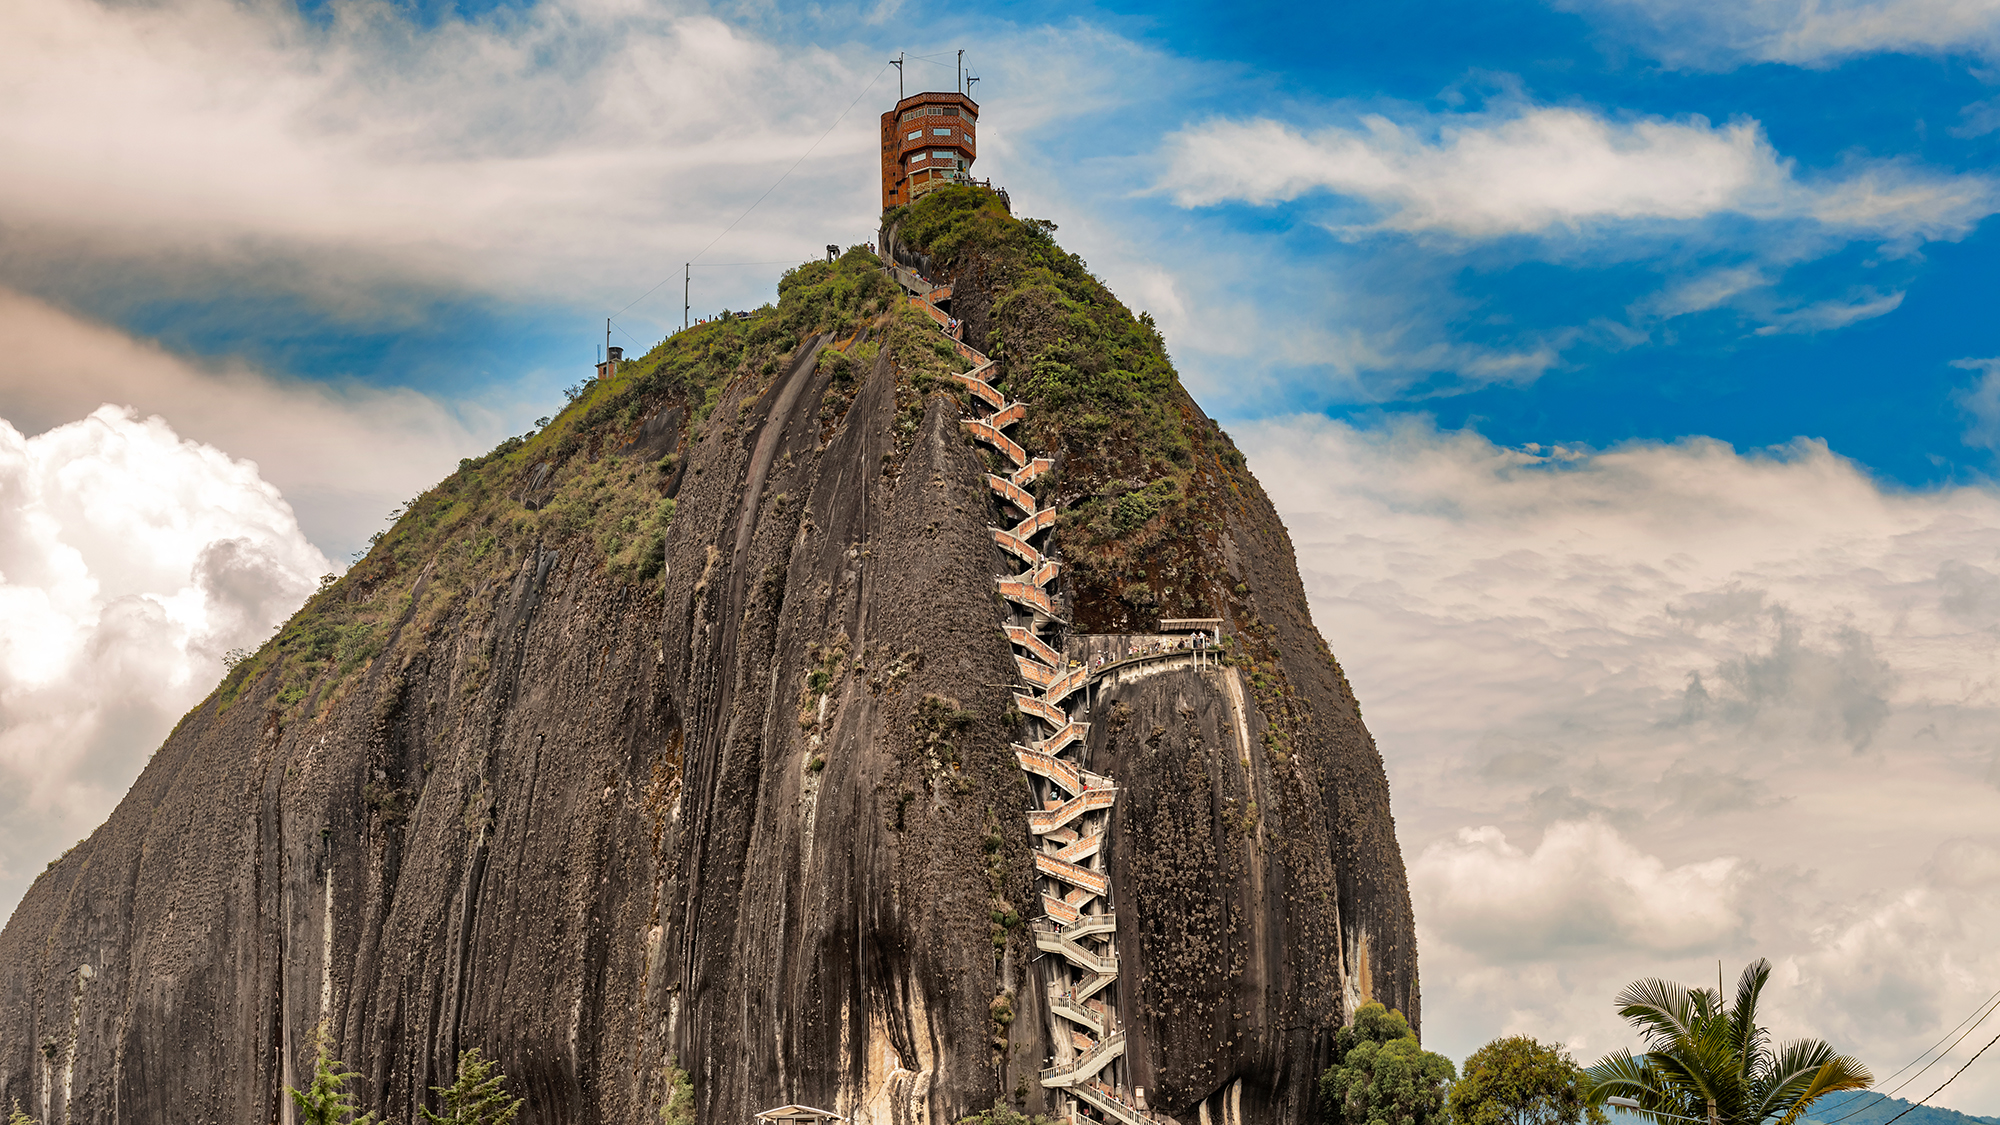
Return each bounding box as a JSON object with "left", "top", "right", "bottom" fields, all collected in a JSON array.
[
  {"left": 421, "top": 1047, "right": 522, "bottom": 1125},
  {"left": 953, "top": 1103, "right": 1063, "bottom": 1125},
  {"left": 1321, "top": 1003, "right": 1458, "bottom": 1125},
  {"left": 885, "top": 184, "right": 1243, "bottom": 628},
  {"left": 288, "top": 1031, "right": 378, "bottom": 1125},
  {"left": 659, "top": 1057, "right": 695, "bottom": 1125},
  {"left": 214, "top": 243, "right": 914, "bottom": 726}
]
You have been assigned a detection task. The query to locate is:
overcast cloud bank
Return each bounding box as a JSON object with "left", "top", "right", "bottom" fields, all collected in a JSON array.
[
  {"left": 1243, "top": 414, "right": 2000, "bottom": 1107},
  {"left": 0, "top": 287, "right": 504, "bottom": 560}
]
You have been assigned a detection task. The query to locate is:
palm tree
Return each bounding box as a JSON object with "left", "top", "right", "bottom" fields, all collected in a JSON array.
[{"left": 1584, "top": 959, "right": 1872, "bottom": 1125}]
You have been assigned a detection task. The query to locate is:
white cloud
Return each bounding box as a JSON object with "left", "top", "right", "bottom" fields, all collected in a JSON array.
[
  {"left": 0, "top": 0, "right": 896, "bottom": 322},
  {"left": 1951, "top": 357, "right": 2000, "bottom": 450},
  {"left": 1241, "top": 414, "right": 2000, "bottom": 1107},
  {"left": 1164, "top": 104, "right": 1998, "bottom": 241},
  {"left": 0, "top": 286, "right": 503, "bottom": 559},
  {"left": 1555, "top": 0, "right": 2000, "bottom": 69},
  {"left": 1953, "top": 96, "right": 2000, "bottom": 138},
  {"left": 1750, "top": 289, "right": 1905, "bottom": 335},
  {"left": 0, "top": 406, "right": 329, "bottom": 915},
  {"left": 1416, "top": 821, "right": 1750, "bottom": 959}
]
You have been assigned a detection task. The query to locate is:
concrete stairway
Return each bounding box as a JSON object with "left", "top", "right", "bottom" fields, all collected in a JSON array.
[{"left": 887, "top": 253, "right": 1156, "bottom": 1125}]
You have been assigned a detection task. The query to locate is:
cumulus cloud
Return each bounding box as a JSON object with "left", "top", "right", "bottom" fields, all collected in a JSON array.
[
  {"left": 1554, "top": 0, "right": 2000, "bottom": 69},
  {"left": 1416, "top": 821, "right": 1750, "bottom": 959},
  {"left": 1241, "top": 414, "right": 2000, "bottom": 1105},
  {"left": 1163, "top": 104, "right": 1998, "bottom": 242},
  {"left": 0, "top": 406, "right": 329, "bottom": 916},
  {"left": 0, "top": 287, "right": 502, "bottom": 558}
]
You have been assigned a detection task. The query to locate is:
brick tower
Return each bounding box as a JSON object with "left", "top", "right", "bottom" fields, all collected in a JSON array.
[{"left": 879, "top": 91, "right": 979, "bottom": 211}]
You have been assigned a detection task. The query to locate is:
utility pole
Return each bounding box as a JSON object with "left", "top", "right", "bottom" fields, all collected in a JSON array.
[
  {"left": 958, "top": 49, "right": 964, "bottom": 94},
  {"left": 683, "top": 263, "right": 690, "bottom": 331},
  {"left": 891, "top": 52, "right": 904, "bottom": 101},
  {"left": 605, "top": 317, "right": 611, "bottom": 367}
]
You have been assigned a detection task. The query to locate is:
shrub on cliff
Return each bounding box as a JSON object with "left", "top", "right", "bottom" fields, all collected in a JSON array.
[
  {"left": 887, "top": 184, "right": 1222, "bottom": 627},
  {"left": 288, "top": 1032, "right": 378, "bottom": 1125},
  {"left": 421, "top": 1047, "right": 522, "bottom": 1125},
  {"left": 1451, "top": 1036, "right": 1605, "bottom": 1125},
  {"left": 953, "top": 1102, "right": 1062, "bottom": 1125},
  {"left": 1322, "top": 1003, "right": 1457, "bottom": 1125},
  {"left": 660, "top": 1058, "right": 695, "bottom": 1125}
]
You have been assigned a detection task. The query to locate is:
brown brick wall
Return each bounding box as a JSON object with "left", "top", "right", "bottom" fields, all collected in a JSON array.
[{"left": 881, "top": 92, "right": 981, "bottom": 212}]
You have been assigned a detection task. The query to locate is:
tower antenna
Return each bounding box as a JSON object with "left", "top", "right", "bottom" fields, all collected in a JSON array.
[
  {"left": 683, "top": 263, "right": 690, "bottom": 331},
  {"left": 957, "top": 48, "right": 964, "bottom": 94},
  {"left": 967, "top": 74, "right": 979, "bottom": 98},
  {"left": 891, "top": 52, "right": 904, "bottom": 101}
]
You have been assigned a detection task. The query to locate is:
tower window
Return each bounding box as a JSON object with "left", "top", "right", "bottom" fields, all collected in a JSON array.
[
  {"left": 933, "top": 127, "right": 953, "bottom": 136},
  {"left": 907, "top": 130, "right": 921, "bottom": 141}
]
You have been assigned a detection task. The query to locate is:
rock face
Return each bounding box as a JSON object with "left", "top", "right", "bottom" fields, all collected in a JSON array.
[{"left": 0, "top": 219, "right": 1416, "bottom": 1125}]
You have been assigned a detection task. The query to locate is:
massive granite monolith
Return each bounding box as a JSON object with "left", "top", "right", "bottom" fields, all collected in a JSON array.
[{"left": 0, "top": 189, "right": 1416, "bottom": 1125}]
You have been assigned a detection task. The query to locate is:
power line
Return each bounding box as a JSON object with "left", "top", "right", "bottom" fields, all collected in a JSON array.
[
  {"left": 686, "top": 61, "right": 890, "bottom": 267},
  {"left": 1820, "top": 989, "right": 2000, "bottom": 1125},
  {"left": 1883, "top": 990, "right": 2000, "bottom": 1086},
  {"left": 612, "top": 321, "right": 647, "bottom": 350},
  {"left": 608, "top": 59, "right": 891, "bottom": 323},
  {"left": 1874, "top": 1030, "right": 2000, "bottom": 1125}
]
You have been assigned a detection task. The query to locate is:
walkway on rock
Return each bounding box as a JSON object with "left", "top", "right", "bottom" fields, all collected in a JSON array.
[{"left": 886, "top": 261, "right": 1169, "bottom": 1125}]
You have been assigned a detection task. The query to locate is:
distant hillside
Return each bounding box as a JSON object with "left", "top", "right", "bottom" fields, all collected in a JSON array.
[{"left": 1800, "top": 1090, "right": 2000, "bottom": 1125}]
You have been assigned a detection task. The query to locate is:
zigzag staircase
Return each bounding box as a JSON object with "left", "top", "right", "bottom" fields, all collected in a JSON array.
[{"left": 887, "top": 264, "right": 1146, "bottom": 1125}]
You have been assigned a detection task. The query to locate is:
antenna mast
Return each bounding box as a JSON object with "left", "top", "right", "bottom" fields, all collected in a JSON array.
[
  {"left": 957, "top": 49, "right": 964, "bottom": 94},
  {"left": 891, "top": 52, "right": 904, "bottom": 101},
  {"left": 683, "top": 263, "right": 690, "bottom": 331}
]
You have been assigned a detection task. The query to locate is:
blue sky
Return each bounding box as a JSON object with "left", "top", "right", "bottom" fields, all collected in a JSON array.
[
  {"left": 15, "top": 0, "right": 1999, "bottom": 493},
  {"left": 5, "top": 0, "right": 2000, "bottom": 1109}
]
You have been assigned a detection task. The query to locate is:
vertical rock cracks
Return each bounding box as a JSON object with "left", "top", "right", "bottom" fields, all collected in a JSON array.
[{"left": 0, "top": 229, "right": 1418, "bottom": 1125}]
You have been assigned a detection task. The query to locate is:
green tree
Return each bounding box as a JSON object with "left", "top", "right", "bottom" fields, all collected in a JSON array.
[
  {"left": 1323, "top": 1002, "right": 1459, "bottom": 1125},
  {"left": 422, "top": 1047, "right": 523, "bottom": 1125},
  {"left": 953, "top": 1103, "right": 1063, "bottom": 1125},
  {"left": 660, "top": 1057, "right": 694, "bottom": 1125},
  {"left": 1583, "top": 959, "right": 1872, "bottom": 1125},
  {"left": 1452, "top": 1036, "right": 1608, "bottom": 1125},
  {"left": 288, "top": 1031, "right": 378, "bottom": 1125},
  {"left": 8, "top": 1100, "right": 39, "bottom": 1125}
]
